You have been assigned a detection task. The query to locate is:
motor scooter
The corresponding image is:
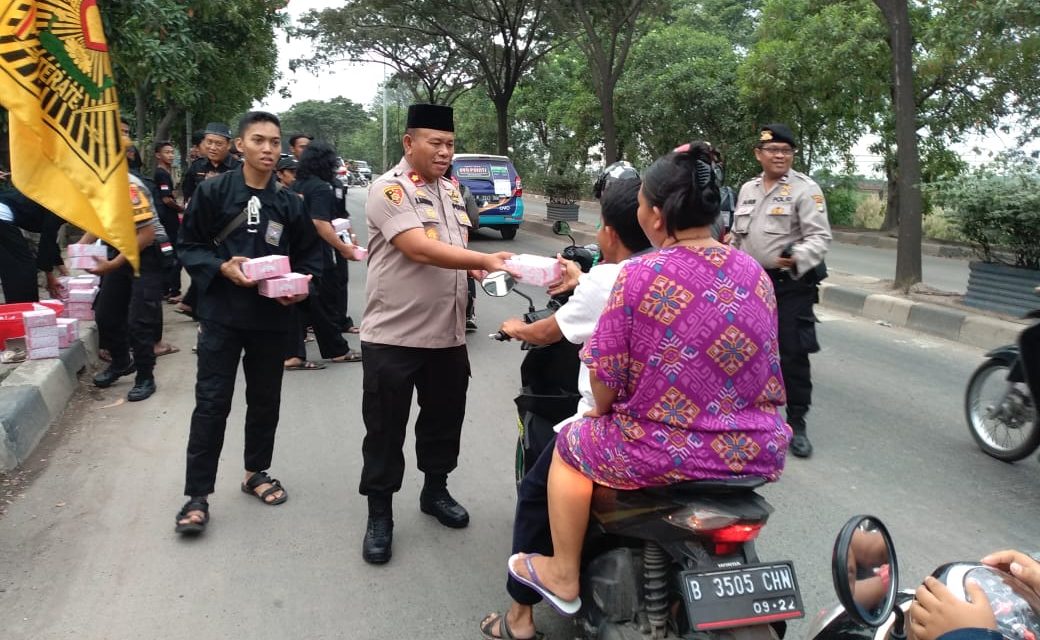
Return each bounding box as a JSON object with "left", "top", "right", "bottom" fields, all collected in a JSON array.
[
  {"left": 964, "top": 286, "right": 1040, "bottom": 461},
  {"left": 482, "top": 240, "right": 806, "bottom": 639},
  {"left": 806, "top": 515, "right": 1040, "bottom": 640}
]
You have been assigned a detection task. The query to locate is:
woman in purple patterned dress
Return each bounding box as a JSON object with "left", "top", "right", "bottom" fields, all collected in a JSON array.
[{"left": 508, "top": 142, "right": 791, "bottom": 614}]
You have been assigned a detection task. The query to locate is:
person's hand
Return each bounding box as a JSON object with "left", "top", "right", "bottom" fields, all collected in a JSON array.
[
  {"left": 87, "top": 258, "right": 118, "bottom": 276},
  {"left": 468, "top": 269, "right": 488, "bottom": 281},
  {"left": 339, "top": 245, "right": 358, "bottom": 261},
  {"left": 275, "top": 274, "right": 312, "bottom": 306},
  {"left": 57, "top": 264, "right": 69, "bottom": 276},
  {"left": 775, "top": 256, "right": 796, "bottom": 270},
  {"left": 982, "top": 550, "right": 1040, "bottom": 592},
  {"left": 499, "top": 318, "right": 526, "bottom": 339},
  {"left": 45, "top": 272, "right": 62, "bottom": 299},
  {"left": 483, "top": 251, "right": 517, "bottom": 276},
  {"left": 909, "top": 577, "right": 996, "bottom": 640},
  {"left": 583, "top": 407, "right": 603, "bottom": 418},
  {"left": 220, "top": 257, "right": 255, "bottom": 288},
  {"left": 547, "top": 255, "right": 581, "bottom": 297}
]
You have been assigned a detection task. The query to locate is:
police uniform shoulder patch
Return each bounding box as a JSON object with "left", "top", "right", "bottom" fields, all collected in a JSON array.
[
  {"left": 425, "top": 226, "right": 440, "bottom": 241},
  {"left": 129, "top": 184, "right": 142, "bottom": 205},
  {"left": 383, "top": 184, "right": 404, "bottom": 206},
  {"left": 406, "top": 170, "right": 424, "bottom": 186}
]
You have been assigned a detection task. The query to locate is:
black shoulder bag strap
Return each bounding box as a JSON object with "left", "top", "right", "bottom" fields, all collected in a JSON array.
[{"left": 212, "top": 209, "right": 248, "bottom": 247}]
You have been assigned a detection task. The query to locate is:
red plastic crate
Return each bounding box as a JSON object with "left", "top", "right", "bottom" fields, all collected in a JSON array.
[{"left": 0, "top": 302, "right": 37, "bottom": 350}]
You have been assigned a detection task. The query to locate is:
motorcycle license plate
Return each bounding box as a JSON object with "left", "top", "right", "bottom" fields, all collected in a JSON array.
[{"left": 681, "top": 561, "right": 805, "bottom": 631}]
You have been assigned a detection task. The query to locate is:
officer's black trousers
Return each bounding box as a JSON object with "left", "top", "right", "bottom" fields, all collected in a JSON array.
[
  {"left": 0, "top": 221, "right": 38, "bottom": 303},
  {"left": 770, "top": 271, "right": 821, "bottom": 428},
  {"left": 507, "top": 439, "right": 555, "bottom": 606},
  {"left": 359, "top": 342, "right": 469, "bottom": 497},
  {"left": 94, "top": 250, "right": 163, "bottom": 379},
  {"left": 158, "top": 211, "right": 182, "bottom": 296},
  {"left": 286, "top": 275, "right": 350, "bottom": 360},
  {"left": 184, "top": 320, "right": 285, "bottom": 496}
]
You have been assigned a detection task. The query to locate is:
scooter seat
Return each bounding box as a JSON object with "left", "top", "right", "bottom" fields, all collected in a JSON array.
[{"left": 640, "top": 476, "right": 767, "bottom": 498}]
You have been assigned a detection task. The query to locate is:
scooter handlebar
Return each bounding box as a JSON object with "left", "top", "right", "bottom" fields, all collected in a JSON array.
[{"left": 490, "top": 331, "right": 511, "bottom": 341}]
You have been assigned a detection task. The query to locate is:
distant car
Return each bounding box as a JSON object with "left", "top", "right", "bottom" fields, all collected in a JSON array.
[
  {"left": 451, "top": 153, "right": 524, "bottom": 240},
  {"left": 354, "top": 160, "right": 372, "bottom": 181}
]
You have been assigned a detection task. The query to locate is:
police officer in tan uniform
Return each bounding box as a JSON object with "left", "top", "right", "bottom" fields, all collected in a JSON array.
[
  {"left": 360, "top": 104, "right": 513, "bottom": 564},
  {"left": 730, "top": 124, "right": 832, "bottom": 458}
]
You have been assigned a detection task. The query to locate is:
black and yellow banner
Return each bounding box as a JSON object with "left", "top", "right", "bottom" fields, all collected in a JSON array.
[{"left": 0, "top": 0, "right": 137, "bottom": 269}]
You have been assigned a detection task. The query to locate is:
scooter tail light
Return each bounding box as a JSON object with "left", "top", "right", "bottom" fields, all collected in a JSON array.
[
  {"left": 514, "top": 176, "right": 523, "bottom": 197},
  {"left": 707, "top": 522, "right": 765, "bottom": 543}
]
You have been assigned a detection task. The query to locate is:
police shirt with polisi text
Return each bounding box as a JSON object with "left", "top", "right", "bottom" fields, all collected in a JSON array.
[{"left": 177, "top": 166, "right": 323, "bottom": 332}]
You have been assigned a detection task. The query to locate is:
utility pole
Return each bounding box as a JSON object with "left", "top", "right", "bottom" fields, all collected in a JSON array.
[{"left": 381, "top": 64, "right": 388, "bottom": 172}]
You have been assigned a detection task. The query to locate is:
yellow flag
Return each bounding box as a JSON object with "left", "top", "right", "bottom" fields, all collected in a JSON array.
[{"left": 0, "top": 0, "right": 138, "bottom": 270}]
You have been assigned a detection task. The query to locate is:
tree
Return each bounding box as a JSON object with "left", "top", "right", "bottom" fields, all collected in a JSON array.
[
  {"left": 548, "top": 0, "right": 658, "bottom": 164},
  {"left": 293, "top": 4, "right": 477, "bottom": 105},
  {"left": 279, "top": 97, "right": 371, "bottom": 152}
]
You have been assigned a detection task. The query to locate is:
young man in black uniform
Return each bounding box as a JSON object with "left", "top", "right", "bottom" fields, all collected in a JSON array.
[
  {"left": 85, "top": 120, "right": 167, "bottom": 402},
  {"left": 284, "top": 141, "right": 361, "bottom": 370},
  {"left": 0, "top": 188, "right": 64, "bottom": 303},
  {"left": 174, "top": 111, "right": 324, "bottom": 536},
  {"left": 288, "top": 133, "right": 312, "bottom": 161},
  {"left": 154, "top": 140, "right": 184, "bottom": 300},
  {"left": 176, "top": 123, "right": 241, "bottom": 317}
]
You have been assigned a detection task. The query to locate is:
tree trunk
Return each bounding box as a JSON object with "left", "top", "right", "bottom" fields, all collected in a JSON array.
[
  {"left": 134, "top": 85, "right": 147, "bottom": 149},
  {"left": 881, "top": 164, "right": 899, "bottom": 232},
  {"left": 599, "top": 83, "right": 618, "bottom": 164},
  {"left": 875, "top": 0, "right": 923, "bottom": 289},
  {"left": 492, "top": 93, "right": 510, "bottom": 156},
  {"left": 155, "top": 105, "right": 179, "bottom": 144}
]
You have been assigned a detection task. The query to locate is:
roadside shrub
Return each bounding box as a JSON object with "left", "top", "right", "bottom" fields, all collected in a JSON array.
[
  {"left": 823, "top": 186, "right": 861, "bottom": 227},
  {"left": 853, "top": 197, "right": 885, "bottom": 229},
  {"left": 543, "top": 172, "right": 584, "bottom": 204},
  {"left": 929, "top": 153, "right": 1040, "bottom": 269},
  {"left": 921, "top": 208, "right": 965, "bottom": 242}
]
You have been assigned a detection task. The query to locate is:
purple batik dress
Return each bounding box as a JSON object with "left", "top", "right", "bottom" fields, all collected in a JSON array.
[{"left": 556, "top": 245, "right": 791, "bottom": 489}]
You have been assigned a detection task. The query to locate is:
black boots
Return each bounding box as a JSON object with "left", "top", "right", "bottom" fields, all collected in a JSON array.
[
  {"left": 787, "top": 409, "right": 813, "bottom": 458},
  {"left": 419, "top": 474, "right": 469, "bottom": 529},
  {"left": 93, "top": 360, "right": 135, "bottom": 388},
  {"left": 362, "top": 497, "right": 394, "bottom": 565},
  {"left": 127, "top": 377, "right": 156, "bottom": 402}
]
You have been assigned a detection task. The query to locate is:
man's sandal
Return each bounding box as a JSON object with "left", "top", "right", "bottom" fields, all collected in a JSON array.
[
  {"left": 241, "top": 471, "right": 288, "bottom": 505},
  {"left": 479, "top": 611, "right": 544, "bottom": 640},
  {"left": 175, "top": 498, "right": 209, "bottom": 535}
]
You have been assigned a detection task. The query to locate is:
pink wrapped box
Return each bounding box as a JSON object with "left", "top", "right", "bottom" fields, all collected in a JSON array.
[
  {"left": 28, "top": 346, "right": 60, "bottom": 360},
  {"left": 56, "top": 318, "right": 79, "bottom": 348},
  {"left": 67, "top": 256, "right": 100, "bottom": 270},
  {"left": 258, "top": 273, "right": 309, "bottom": 298},
  {"left": 352, "top": 246, "right": 368, "bottom": 261},
  {"left": 36, "top": 300, "right": 65, "bottom": 316},
  {"left": 241, "top": 255, "right": 291, "bottom": 281},
  {"left": 69, "top": 275, "right": 100, "bottom": 289},
  {"left": 22, "top": 308, "right": 57, "bottom": 329},
  {"left": 504, "top": 254, "right": 562, "bottom": 287},
  {"left": 67, "top": 243, "right": 107, "bottom": 258},
  {"left": 28, "top": 325, "right": 60, "bottom": 338},
  {"left": 332, "top": 218, "right": 352, "bottom": 234},
  {"left": 67, "top": 287, "right": 99, "bottom": 303},
  {"left": 64, "top": 302, "right": 94, "bottom": 320},
  {"left": 26, "top": 333, "right": 59, "bottom": 350}
]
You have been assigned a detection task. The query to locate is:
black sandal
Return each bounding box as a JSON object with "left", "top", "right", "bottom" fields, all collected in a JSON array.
[
  {"left": 479, "top": 611, "right": 544, "bottom": 640},
  {"left": 175, "top": 498, "right": 209, "bottom": 535},
  {"left": 241, "top": 471, "right": 288, "bottom": 505}
]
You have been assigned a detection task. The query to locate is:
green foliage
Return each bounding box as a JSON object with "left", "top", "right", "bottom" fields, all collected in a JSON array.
[
  {"left": 543, "top": 172, "right": 585, "bottom": 204},
  {"left": 930, "top": 153, "right": 1040, "bottom": 269},
  {"left": 814, "top": 171, "right": 863, "bottom": 228},
  {"left": 279, "top": 97, "right": 370, "bottom": 153}
]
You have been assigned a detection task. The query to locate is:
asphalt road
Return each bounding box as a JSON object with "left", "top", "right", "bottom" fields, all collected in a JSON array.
[
  {"left": 522, "top": 198, "right": 972, "bottom": 294},
  {"left": 0, "top": 190, "right": 1034, "bottom": 640}
]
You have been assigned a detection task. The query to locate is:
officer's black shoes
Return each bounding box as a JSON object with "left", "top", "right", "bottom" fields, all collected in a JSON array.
[
  {"left": 362, "top": 516, "right": 394, "bottom": 564},
  {"left": 790, "top": 433, "right": 813, "bottom": 458},
  {"left": 127, "top": 378, "right": 157, "bottom": 402},
  {"left": 93, "top": 361, "right": 136, "bottom": 388},
  {"left": 420, "top": 488, "right": 470, "bottom": 529}
]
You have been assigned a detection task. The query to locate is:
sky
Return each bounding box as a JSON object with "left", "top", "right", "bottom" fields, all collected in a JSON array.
[{"left": 254, "top": 1, "right": 384, "bottom": 114}]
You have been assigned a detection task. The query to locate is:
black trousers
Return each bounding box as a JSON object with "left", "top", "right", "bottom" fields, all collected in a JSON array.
[
  {"left": 94, "top": 248, "right": 163, "bottom": 379},
  {"left": 184, "top": 320, "right": 286, "bottom": 496},
  {"left": 0, "top": 221, "right": 39, "bottom": 303},
  {"left": 507, "top": 438, "right": 556, "bottom": 605},
  {"left": 769, "top": 270, "right": 821, "bottom": 427},
  {"left": 286, "top": 275, "right": 350, "bottom": 360},
  {"left": 158, "top": 211, "right": 182, "bottom": 296},
  {"left": 359, "top": 342, "right": 470, "bottom": 497},
  {"left": 333, "top": 256, "right": 352, "bottom": 331},
  {"left": 467, "top": 276, "right": 476, "bottom": 320}
]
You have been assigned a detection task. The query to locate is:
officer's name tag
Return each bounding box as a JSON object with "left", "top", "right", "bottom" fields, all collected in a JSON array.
[
  {"left": 265, "top": 221, "right": 284, "bottom": 246},
  {"left": 455, "top": 211, "right": 472, "bottom": 227}
]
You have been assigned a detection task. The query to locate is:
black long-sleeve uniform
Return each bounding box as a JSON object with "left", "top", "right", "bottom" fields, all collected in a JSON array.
[
  {"left": 0, "top": 189, "right": 64, "bottom": 303},
  {"left": 177, "top": 166, "right": 323, "bottom": 496}
]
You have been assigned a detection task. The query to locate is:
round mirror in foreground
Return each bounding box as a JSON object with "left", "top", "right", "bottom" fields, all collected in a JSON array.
[
  {"left": 832, "top": 515, "right": 899, "bottom": 627},
  {"left": 481, "top": 271, "right": 516, "bottom": 297}
]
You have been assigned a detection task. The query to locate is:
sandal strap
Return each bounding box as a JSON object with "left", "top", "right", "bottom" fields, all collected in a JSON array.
[
  {"left": 244, "top": 471, "right": 275, "bottom": 491},
  {"left": 258, "top": 483, "right": 283, "bottom": 501},
  {"left": 177, "top": 498, "right": 209, "bottom": 520}
]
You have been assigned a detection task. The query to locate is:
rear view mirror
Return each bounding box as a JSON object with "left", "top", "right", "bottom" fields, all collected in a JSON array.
[
  {"left": 481, "top": 271, "right": 515, "bottom": 297},
  {"left": 832, "top": 516, "right": 899, "bottom": 628},
  {"left": 552, "top": 221, "right": 571, "bottom": 236}
]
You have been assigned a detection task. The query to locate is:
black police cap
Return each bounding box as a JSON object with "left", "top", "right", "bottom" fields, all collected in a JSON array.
[
  {"left": 276, "top": 157, "right": 298, "bottom": 171},
  {"left": 406, "top": 104, "right": 454, "bottom": 132},
  {"left": 204, "top": 122, "right": 232, "bottom": 140},
  {"left": 758, "top": 124, "right": 797, "bottom": 148}
]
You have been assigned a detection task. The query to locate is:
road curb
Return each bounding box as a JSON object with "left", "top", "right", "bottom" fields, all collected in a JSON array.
[
  {"left": 830, "top": 229, "right": 974, "bottom": 259},
  {"left": 521, "top": 215, "right": 1021, "bottom": 350},
  {"left": 0, "top": 323, "right": 97, "bottom": 472}
]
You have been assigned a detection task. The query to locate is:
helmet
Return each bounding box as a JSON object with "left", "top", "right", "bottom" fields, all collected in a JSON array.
[
  {"left": 932, "top": 563, "right": 1040, "bottom": 640},
  {"left": 593, "top": 161, "right": 639, "bottom": 200}
]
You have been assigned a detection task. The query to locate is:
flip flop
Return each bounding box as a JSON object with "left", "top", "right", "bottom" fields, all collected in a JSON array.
[
  {"left": 1, "top": 348, "right": 27, "bottom": 364},
  {"left": 507, "top": 553, "right": 582, "bottom": 616},
  {"left": 479, "top": 611, "right": 545, "bottom": 640},
  {"left": 346, "top": 326, "right": 361, "bottom": 334},
  {"left": 285, "top": 361, "right": 326, "bottom": 371},
  {"left": 174, "top": 498, "right": 209, "bottom": 535},
  {"left": 154, "top": 345, "right": 180, "bottom": 357},
  {"left": 329, "top": 350, "right": 362, "bottom": 363}
]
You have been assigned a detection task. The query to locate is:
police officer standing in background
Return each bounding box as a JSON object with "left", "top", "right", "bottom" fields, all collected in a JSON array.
[
  {"left": 730, "top": 124, "right": 832, "bottom": 458},
  {"left": 359, "top": 104, "right": 514, "bottom": 564},
  {"left": 174, "top": 111, "right": 323, "bottom": 536},
  {"left": 176, "top": 123, "right": 241, "bottom": 316}
]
